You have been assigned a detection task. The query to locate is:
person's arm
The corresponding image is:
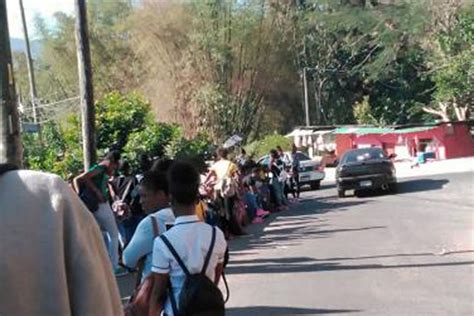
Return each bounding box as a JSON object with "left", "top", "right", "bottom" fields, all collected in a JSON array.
[
  {"left": 74, "top": 167, "right": 106, "bottom": 203},
  {"left": 149, "top": 273, "right": 169, "bottom": 315},
  {"left": 204, "top": 169, "right": 217, "bottom": 186},
  {"left": 214, "top": 263, "right": 224, "bottom": 285},
  {"left": 122, "top": 218, "right": 152, "bottom": 269}
]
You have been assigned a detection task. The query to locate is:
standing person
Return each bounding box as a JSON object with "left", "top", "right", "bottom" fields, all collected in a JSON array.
[
  {"left": 237, "top": 148, "right": 248, "bottom": 168},
  {"left": 291, "top": 144, "right": 301, "bottom": 199},
  {"left": 204, "top": 148, "right": 244, "bottom": 237},
  {"left": 149, "top": 161, "right": 227, "bottom": 316},
  {"left": 111, "top": 160, "right": 140, "bottom": 244},
  {"left": 0, "top": 165, "right": 123, "bottom": 316},
  {"left": 73, "top": 150, "right": 122, "bottom": 272},
  {"left": 122, "top": 170, "right": 175, "bottom": 281},
  {"left": 269, "top": 149, "right": 288, "bottom": 210}
]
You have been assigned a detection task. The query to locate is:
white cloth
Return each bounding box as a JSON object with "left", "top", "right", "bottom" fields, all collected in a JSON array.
[
  {"left": 152, "top": 215, "right": 227, "bottom": 316},
  {"left": 0, "top": 170, "right": 123, "bottom": 316},
  {"left": 122, "top": 208, "right": 175, "bottom": 279}
]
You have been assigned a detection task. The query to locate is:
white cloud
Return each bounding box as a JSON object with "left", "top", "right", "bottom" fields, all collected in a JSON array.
[{"left": 7, "top": 0, "right": 74, "bottom": 39}]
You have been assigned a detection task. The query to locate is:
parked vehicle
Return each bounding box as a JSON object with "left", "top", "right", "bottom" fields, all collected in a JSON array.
[
  {"left": 336, "top": 147, "right": 397, "bottom": 197},
  {"left": 257, "top": 151, "right": 325, "bottom": 190}
]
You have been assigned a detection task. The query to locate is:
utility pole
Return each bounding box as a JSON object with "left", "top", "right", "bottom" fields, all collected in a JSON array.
[
  {"left": 0, "top": 0, "right": 23, "bottom": 165},
  {"left": 303, "top": 67, "right": 310, "bottom": 127},
  {"left": 19, "top": 0, "right": 38, "bottom": 123},
  {"left": 74, "top": 0, "right": 96, "bottom": 170}
]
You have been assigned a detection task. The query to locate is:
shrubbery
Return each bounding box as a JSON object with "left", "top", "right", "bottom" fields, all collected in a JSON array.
[{"left": 23, "top": 92, "right": 213, "bottom": 178}]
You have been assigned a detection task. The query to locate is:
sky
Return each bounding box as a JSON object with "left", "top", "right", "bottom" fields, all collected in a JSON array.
[{"left": 7, "top": 0, "right": 74, "bottom": 39}]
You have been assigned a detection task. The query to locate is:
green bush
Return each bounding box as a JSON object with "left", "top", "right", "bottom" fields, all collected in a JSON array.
[
  {"left": 164, "top": 133, "right": 213, "bottom": 173},
  {"left": 244, "top": 134, "right": 292, "bottom": 160}
]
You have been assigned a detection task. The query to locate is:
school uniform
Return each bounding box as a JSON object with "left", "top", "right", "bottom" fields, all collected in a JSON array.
[
  {"left": 151, "top": 215, "right": 227, "bottom": 316},
  {"left": 123, "top": 208, "right": 175, "bottom": 280}
]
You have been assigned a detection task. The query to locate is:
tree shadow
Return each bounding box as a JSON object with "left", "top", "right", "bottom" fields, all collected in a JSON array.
[
  {"left": 230, "top": 197, "right": 372, "bottom": 253},
  {"left": 227, "top": 306, "right": 361, "bottom": 315}
]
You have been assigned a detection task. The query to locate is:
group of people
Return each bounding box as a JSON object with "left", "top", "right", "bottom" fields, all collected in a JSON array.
[{"left": 0, "top": 143, "right": 303, "bottom": 316}]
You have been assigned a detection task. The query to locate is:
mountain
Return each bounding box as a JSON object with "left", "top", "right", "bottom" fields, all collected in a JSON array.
[{"left": 9, "top": 37, "right": 42, "bottom": 57}]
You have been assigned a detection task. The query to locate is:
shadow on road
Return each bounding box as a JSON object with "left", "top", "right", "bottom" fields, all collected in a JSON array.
[
  {"left": 226, "top": 255, "right": 474, "bottom": 275},
  {"left": 227, "top": 306, "right": 360, "bottom": 315},
  {"left": 230, "top": 197, "right": 373, "bottom": 254},
  {"left": 354, "top": 178, "right": 449, "bottom": 198}
]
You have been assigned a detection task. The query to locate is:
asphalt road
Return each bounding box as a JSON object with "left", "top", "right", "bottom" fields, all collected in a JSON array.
[{"left": 225, "top": 172, "right": 474, "bottom": 315}]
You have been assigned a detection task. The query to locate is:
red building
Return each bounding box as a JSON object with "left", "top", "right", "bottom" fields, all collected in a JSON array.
[{"left": 334, "top": 121, "right": 474, "bottom": 160}]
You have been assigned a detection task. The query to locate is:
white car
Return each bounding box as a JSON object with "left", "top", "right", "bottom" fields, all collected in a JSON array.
[{"left": 257, "top": 151, "right": 325, "bottom": 190}]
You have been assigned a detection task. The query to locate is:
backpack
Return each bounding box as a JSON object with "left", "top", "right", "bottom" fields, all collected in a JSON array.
[
  {"left": 160, "top": 226, "right": 225, "bottom": 316},
  {"left": 123, "top": 216, "right": 160, "bottom": 316}
]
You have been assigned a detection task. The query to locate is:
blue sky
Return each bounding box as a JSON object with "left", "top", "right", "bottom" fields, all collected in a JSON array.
[{"left": 7, "top": 0, "right": 74, "bottom": 38}]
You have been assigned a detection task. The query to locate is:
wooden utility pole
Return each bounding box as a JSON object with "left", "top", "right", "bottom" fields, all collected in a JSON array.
[
  {"left": 0, "top": 0, "right": 23, "bottom": 165},
  {"left": 19, "top": 0, "right": 38, "bottom": 123},
  {"left": 74, "top": 0, "right": 96, "bottom": 170},
  {"left": 303, "top": 67, "right": 310, "bottom": 127}
]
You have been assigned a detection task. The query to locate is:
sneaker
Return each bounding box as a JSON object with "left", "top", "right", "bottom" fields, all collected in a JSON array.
[{"left": 256, "top": 209, "right": 270, "bottom": 217}]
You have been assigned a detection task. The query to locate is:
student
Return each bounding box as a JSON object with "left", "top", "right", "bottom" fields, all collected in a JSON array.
[
  {"left": 0, "top": 165, "right": 123, "bottom": 316},
  {"left": 150, "top": 161, "right": 227, "bottom": 316},
  {"left": 122, "top": 170, "right": 175, "bottom": 280},
  {"left": 204, "top": 148, "right": 244, "bottom": 237},
  {"left": 73, "top": 150, "right": 122, "bottom": 271}
]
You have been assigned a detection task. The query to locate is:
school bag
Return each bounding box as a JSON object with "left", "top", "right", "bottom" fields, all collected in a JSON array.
[
  {"left": 160, "top": 226, "right": 225, "bottom": 316},
  {"left": 123, "top": 216, "right": 160, "bottom": 316}
]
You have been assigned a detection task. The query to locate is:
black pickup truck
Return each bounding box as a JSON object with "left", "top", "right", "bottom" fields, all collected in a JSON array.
[{"left": 336, "top": 147, "right": 397, "bottom": 198}]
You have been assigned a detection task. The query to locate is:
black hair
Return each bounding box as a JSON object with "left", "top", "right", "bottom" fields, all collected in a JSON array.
[
  {"left": 276, "top": 146, "right": 283, "bottom": 152},
  {"left": 120, "top": 160, "right": 131, "bottom": 172},
  {"left": 105, "top": 150, "right": 121, "bottom": 163},
  {"left": 216, "top": 148, "right": 228, "bottom": 159},
  {"left": 241, "top": 148, "right": 246, "bottom": 155},
  {"left": 167, "top": 161, "right": 200, "bottom": 206},
  {"left": 140, "top": 170, "right": 169, "bottom": 195},
  {"left": 270, "top": 149, "right": 278, "bottom": 158},
  {"left": 151, "top": 158, "right": 174, "bottom": 173}
]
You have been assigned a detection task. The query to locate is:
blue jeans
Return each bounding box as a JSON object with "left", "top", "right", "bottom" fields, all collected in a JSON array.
[{"left": 244, "top": 192, "right": 259, "bottom": 219}]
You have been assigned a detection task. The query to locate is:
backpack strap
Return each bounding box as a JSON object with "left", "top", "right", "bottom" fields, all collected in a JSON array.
[
  {"left": 160, "top": 235, "right": 190, "bottom": 277},
  {"left": 0, "top": 164, "right": 17, "bottom": 176},
  {"left": 150, "top": 216, "right": 159, "bottom": 237},
  {"left": 201, "top": 226, "right": 216, "bottom": 274}
]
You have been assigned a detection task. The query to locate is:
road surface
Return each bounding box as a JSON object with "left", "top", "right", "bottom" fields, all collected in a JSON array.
[{"left": 225, "top": 172, "right": 474, "bottom": 315}]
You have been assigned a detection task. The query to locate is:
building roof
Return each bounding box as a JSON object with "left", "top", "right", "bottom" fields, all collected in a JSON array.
[{"left": 334, "top": 126, "right": 437, "bottom": 135}]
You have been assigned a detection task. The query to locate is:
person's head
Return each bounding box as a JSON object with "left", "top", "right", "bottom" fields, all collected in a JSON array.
[
  {"left": 104, "top": 150, "right": 121, "bottom": 175},
  {"left": 292, "top": 144, "right": 297, "bottom": 154},
  {"left": 216, "top": 148, "right": 229, "bottom": 160},
  {"left": 276, "top": 146, "right": 284, "bottom": 155},
  {"left": 167, "top": 161, "right": 200, "bottom": 216},
  {"left": 241, "top": 148, "right": 246, "bottom": 156},
  {"left": 151, "top": 158, "right": 174, "bottom": 173},
  {"left": 270, "top": 149, "right": 279, "bottom": 159},
  {"left": 138, "top": 170, "right": 169, "bottom": 212},
  {"left": 120, "top": 160, "right": 131, "bottom": 176},
  {"left": 139, "top": 153, "right": 152, "bottom": 173}
]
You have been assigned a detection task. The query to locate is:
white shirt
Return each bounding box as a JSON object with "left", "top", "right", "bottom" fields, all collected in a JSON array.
[
  {"left": 123, "top": 208, "right": 175, "bottom": 279},
  {"left": 152, "top": 215, "right": 227, "bottom": 316}
]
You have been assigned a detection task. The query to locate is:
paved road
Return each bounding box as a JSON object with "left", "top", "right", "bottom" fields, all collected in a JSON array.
[{"left": 225, "top": 172, "right": 474, "bottom": 315}]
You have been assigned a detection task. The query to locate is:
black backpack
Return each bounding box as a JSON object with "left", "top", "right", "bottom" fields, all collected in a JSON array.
[{"left": 160, "top": 226, "right": 225, "bottom": 316}]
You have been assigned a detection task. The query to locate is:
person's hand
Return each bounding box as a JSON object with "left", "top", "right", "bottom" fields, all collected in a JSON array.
[{"left": 112, "top": 200, "right": 130, "bottom": 218}]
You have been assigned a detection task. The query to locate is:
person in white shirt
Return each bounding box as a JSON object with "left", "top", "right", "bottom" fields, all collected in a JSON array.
[
  {"left": 122, "top": 170, "right": 175, "bottom": 280},
  {"left": 150, "top": 161, "right": 227, "bottom": 316}
]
